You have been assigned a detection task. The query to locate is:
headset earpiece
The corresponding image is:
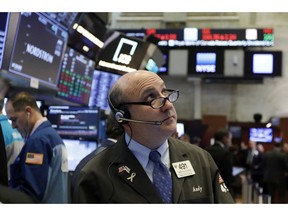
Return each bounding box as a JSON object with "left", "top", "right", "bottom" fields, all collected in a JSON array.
[
  {"left": 108, "top": 92, "right": 130, "bottom": 124},
  {"left": 27, "top": 112, "right": 30, "bottom": 118}
]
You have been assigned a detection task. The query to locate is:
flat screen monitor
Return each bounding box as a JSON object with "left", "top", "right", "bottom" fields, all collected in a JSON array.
[
  {"left": 57, "top": 46, "right": 95, "bottom": 105},
  {"left": 47, "top": 105, "right": 99, "bottom": 141},
  {"left": 40, "top": 12, "right": 78, "bottom": 31},
  {"left": 88, "top": 70, "right": 121, "bottom": 110},
  {"left": 96, "top": 31, "right": 151, "bottom": 73},
  {"left": 8, "top": 12, "right": 68, "bottom": 89},
  {"left": 188, "top": 48, "right": 224, "bottom": 77},
  {"left": 249, "top": 127, "right": 273, "bottom": 143},
  {"left": 244, "top": 50, "right": 282, "bottom": 77},
  {"left": 68, "top": 13, "right": 107, "bottom": 60},
  {"left": 62, "top": 138, "right": 97, "bottom": 171},
  {"left": 0, "top": 13, "right": 9, "bottom": 69}
]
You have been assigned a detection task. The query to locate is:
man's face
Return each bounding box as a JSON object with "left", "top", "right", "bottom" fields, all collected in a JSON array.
[
  {"left": 123, "top": 72, "right": 178, "bottom": 143},
  {"left": 5, "top": 101, "right": 28, "bottom": 138}
]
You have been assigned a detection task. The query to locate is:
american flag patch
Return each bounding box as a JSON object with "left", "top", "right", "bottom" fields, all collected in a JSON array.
[{"left": 25, "top": 152, "right": 44, "bottom": 165}]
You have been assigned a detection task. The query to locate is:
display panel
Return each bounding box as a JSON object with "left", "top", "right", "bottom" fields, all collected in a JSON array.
[
  {"left": 188, "top": 48, "right": 224, "bottom": 77},
  {"left": 62, "top": 139, "right": 97, "bottom": 171},
  {"left": 249, "top": 127, "right": 273, "bottom": 143},
  {"left": 47, "top": 105, "right": 99, "bottom": 141},
  {"left": 244, "top": 50, "right": 282, "bottom": 77},
  {"left": 68, "top": 13, "right": 107, "bottom": 60},
  {"left": 40, "top": 12, "right": 78, "bottom": 31},
  {"left": 96, "top": 31, "right": 155, "bottom": 73},
  {"left": 88, "top": 70, "right": 121, "bottom": 110},
  {"left": 57, "top": 46, "right": 95, "bottom": 105},
  {"left": 118, "top": 28, "right": 274, "bottom": 47},
  {"left": 0, "top": 13, "right": 9, "bottom": 69},
  {"left": 8, "top": 12, "right": 68, "bottom": 89}
]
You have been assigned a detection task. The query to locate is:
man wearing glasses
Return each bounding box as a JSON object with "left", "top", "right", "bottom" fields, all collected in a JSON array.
[{"left": 73, "top": 70, "right": 234, "bottom": 203}]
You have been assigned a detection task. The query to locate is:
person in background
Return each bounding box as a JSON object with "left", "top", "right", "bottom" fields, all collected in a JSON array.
[
  {"left": 245, "top": 140, "right": 264, "bottom": 188},
  {"left": 73, "top": 70, "right": 234, "bottom": 203},
  {"left": 205, "top": 128, "right": 237, "bottom": 200},
  {"left": 5, "top": 91, "right": 69, "bottom": 203},
  {"left": 262, "top": 141, "right": 288, "bottom": 203},
  {"left": 0, "top": 98, "right": 24, "bottom": 180},
  {"left": 0, "top": 77, "right": 24, "bottom": 182}
]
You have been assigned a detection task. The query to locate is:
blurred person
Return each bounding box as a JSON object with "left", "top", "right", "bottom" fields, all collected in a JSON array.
[
  {"left": 73, "top": 70, "right": 234, "bottom": 203},
  {"left": 0, "top": 98, "right": 24, "bottom": 180},
  {"left": 262, "top": 141, "right": 288, "bottom": 203},
  {"left": 245, "top": 140, "right": 264, "bottom": 188},
  {"left": 205, "top": 128, "right": 238, "bottom": 200},
  {"left": 5, "top": 92, "right": 68, "bottom": 203},
  {"left": 0, "top": 77, "right": 24, "bottom": 183}
]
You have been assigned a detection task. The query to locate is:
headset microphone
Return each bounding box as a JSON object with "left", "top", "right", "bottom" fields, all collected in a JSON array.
[{"left": 115, "top": 112, "right": 162, "bottom": 125}]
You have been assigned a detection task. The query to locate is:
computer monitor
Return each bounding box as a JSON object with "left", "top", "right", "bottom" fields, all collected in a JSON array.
[
  {"left": 47, "top": 105, "right": 99, "bottom": 141},
  {"left": 57, "top": 46, "right": 95, "bottom": 105},
  {"left": 88, "top": 70, "right": 121, "bottom": 110},
  {"left": 244, "top": 50, "right": 282, "bottom": 77},
  {"left": 249, "top": 127, "right": 273, "bottom": 143},
  {"left": 62, "top": 138, "right": 97, "bottom": 171},
  {"left": 7, "top": 12, "right": 68, "bottom": 90}
]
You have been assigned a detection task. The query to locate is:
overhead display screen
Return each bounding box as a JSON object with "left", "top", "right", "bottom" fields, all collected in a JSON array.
[
  {"left": 0, "top": 13, "right": 9, "bottom": 69},
  {"left": 57, "top": 46, "right": 95, "bottom": 105},
  {"left": 118, "top": 28, "right": 274, "bottom": 47},
  {"left": 8, "top": 12, "right": 68, "bottom": 89}
]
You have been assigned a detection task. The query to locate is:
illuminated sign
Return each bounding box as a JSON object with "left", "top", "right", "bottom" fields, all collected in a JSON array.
[{"left": 117, "top": 28, "right": 274, "bottom": 47}]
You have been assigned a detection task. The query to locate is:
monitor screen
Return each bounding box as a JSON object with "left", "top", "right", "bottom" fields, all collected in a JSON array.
[
  {"left": 47, "top": 105, "right": 99, "bottom": 141},
  {"left": 96, "top": 31, "right": 152, "bottom": 73},
  {"left": 62, "top": 138, "right": 97, "bottom": 171},
  {"left": 68, "top": 13, "right": 107, "bottom": 60},
  {"left": 244, "top": 50, "right": 282, "bottom": 77},
  {"left": 88, "top": 70, "right": 121, "bottom": 110},
  {"left": 249, "top": 127, "right": 273, "bottom": 143},
  {"left": 40, "top": 12, "right": 78, "bottom": 31},
  {"left": 57, "top": 46, "right": 95, "bottom": 105},
  {"left": 188, "top": 48, "right": 224, "bottom": 77},
  {"left": 0, "top": 13, "right": 9, "bottom": 69},
  {"left": 8, "top": 12, "right": 68, "bottom": 89}
]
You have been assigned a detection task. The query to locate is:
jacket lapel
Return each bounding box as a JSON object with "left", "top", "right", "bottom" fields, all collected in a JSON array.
[
  {"left": 168, "top": 138, "right": 190, "bottom": 203},
  {"left": 109, "top": 136, "right": 162, "bottom": 203}
]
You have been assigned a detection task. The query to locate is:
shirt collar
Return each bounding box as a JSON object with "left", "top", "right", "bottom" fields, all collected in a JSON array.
[
  {"left": 125, "top": 133, "right": 169, "bottom": 169},
  {"left": 30, "top": 117, "right": 47, "bottom": 136}
]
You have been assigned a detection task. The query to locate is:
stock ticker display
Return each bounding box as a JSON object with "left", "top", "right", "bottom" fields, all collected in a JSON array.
[{"left": 57, "top": 47, "right": 95, "bottom": 105}]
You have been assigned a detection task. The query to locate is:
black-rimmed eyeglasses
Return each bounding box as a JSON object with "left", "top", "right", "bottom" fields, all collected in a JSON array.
[{"left": 117, "top": 89, "right": 179, "bottom": 109}]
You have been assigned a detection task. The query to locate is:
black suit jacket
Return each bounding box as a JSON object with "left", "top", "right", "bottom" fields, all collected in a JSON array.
[
  {"left": 73, "top": 136, "right": 234, "bottom": 203},
  {"left": 206, "top": 142, "right": 234, "bottom": 189},
  {"left": 0, "top": 184, "right": 38, "bottom": 203}
]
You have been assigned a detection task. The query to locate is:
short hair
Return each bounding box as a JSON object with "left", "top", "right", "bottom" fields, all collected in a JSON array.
[
  {"left": 108, "top": 81, "right": 124, "bottom": 114},
  {"left": 214, "top": 128, "right": 230, "bottom": 142},
  {"left": 7, "top": 92, "right": 40, "bottom": 112}
]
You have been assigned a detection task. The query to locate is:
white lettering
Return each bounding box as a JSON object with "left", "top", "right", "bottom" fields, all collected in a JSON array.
[{"left": 26, "top": 43, "right": 54, "bottom": 63}]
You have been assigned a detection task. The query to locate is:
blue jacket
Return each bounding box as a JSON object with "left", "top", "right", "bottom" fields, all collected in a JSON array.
[
  {"left": 10, "top": 120, "right": 69, "bottom": 203},
  {"left": 0, "top": 114, "right": 24, "bottom": 179}
]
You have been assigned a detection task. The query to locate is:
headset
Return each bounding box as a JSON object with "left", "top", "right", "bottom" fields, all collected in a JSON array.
[{"left": 108, "top": 92, "right": 162, "bottom": 125}]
